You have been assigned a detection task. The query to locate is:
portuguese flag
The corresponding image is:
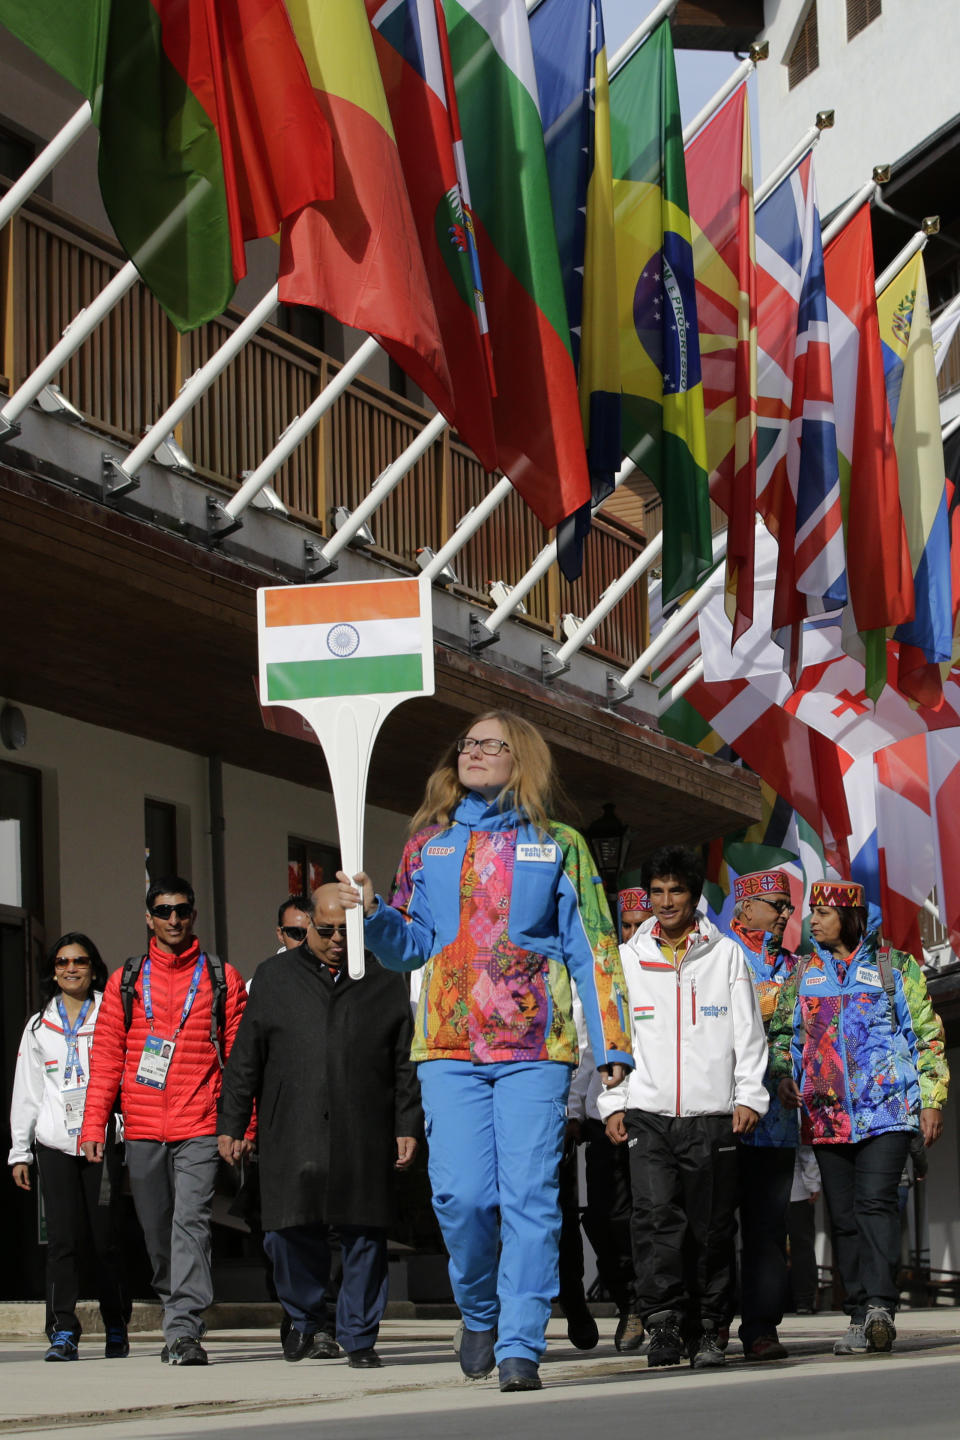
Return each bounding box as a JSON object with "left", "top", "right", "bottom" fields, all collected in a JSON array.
[{"left": 0, "top": 0, "right": 334, "bottom": 330}]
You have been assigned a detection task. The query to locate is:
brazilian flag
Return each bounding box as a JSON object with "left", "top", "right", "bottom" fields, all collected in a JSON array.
[{"left": 610, "top": 21, "right": 712, "bottom": 602}]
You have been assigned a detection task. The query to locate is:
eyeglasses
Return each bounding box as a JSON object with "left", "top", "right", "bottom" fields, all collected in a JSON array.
[
  {"left": 457, "top": 737, "right": 511, "bottom": 756},
  {"left": 150, "top": 903, "right": 193, "bottom": 920},
  {"left": 310, "top": 922, "right": 346, "bottom": 939},
  {"left": 280, "top": 925, "right": 308, "bottom": 943},
  {"left": 759, "top": 899, "right": 794, "bottom": 916},
  {"left": 54, "top": 957, "right": 91, "bottom": 969}
]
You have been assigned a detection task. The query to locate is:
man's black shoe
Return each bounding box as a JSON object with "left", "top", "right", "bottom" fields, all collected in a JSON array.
[
  {"left": 498, "top": 1357, "right": 541, "bottom": 1392},
  {"left": 347, "top": 1347, "right": 383, "bottom": 1368},
  {"left": 165, "top": 1336, "right": 208, "bottom": 1366},
  {"left": 614, "top": 1310, "right": 645, "bottom": 1353},
  {"left": 564, "top": 1302, "right": 599, "bottom": 1351},
  {"left": 691, "top": 1328, "right": 726, "bottom": 1369},
  {"left": 104, "top": 1325, "right": 130, "bottom": 1358},
  {"left": 647, "top": 1318, "right": 685, "bottom": 1368},
  {"left": 459, "top": 1325, "right": 496, "bottom": 1379},
  {"left": 283, "top": 1327, "right": 340, "bottom": 1362}
]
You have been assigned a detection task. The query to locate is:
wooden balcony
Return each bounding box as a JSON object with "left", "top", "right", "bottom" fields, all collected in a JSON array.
[{"left": 0, "top": 189, "right": 648, "bottom": 669}]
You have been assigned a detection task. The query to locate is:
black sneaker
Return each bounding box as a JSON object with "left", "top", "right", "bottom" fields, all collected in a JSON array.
[
  {"left": 647, "top": 1319, "right": 685, "bottom": 1368},
  {"left": 44, "top": 1330, "right": 78, "bottom": 1362},
  {"left": 104, "top": 1325, "right": 130, "bottom": 1359},
  {"left": 691, "top": 1328, "right": 726, "bottom": 1369},
  {"left": 165, "top": 1336, "right": 208, "bottom": 1366}
]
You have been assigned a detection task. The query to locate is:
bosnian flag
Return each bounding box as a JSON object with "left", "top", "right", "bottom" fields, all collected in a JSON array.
[{"left": 258, "top": 578, "right": 433, "bottom": 702}]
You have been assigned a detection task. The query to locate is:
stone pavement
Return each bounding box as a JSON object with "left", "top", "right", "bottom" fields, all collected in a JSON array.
[{"left": 1, "top": 1311, "right": 959, "bottom": 1435}]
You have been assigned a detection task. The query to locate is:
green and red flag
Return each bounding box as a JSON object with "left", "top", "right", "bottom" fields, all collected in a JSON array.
[
  {"left": 685, "top": 86, "right": 758, "bottom": 639},
  {"left": 279, "top": 0, "right": 451, "bottom": 426},
  {"left": 0, "top": 0, "right": 335, "bottom": 330},
  {"left": 438, "top": 0, "right": 591, "bottom": 530}
]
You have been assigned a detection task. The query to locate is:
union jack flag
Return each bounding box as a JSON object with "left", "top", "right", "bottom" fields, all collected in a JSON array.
[{"left": 755, "top": 154, "right": 844, "bottom": 667}]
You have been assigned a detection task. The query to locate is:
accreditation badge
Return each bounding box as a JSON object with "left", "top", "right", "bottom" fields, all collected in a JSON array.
[
  {"left": 61, "top": 1082, "right": 86, "bottom": 1136},
  {"left": 135, "top": 1035, "right": 177, "bottom": 1089}
]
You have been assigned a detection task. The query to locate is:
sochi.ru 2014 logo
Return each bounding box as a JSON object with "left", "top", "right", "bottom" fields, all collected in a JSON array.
[{"left": 327, "top": 623, "right": 360, "bottom": 657}]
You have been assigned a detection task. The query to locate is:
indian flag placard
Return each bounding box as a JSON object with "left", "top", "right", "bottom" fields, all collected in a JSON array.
[{"left": 258, "top": 577, "right": 434, "bottom": 703}]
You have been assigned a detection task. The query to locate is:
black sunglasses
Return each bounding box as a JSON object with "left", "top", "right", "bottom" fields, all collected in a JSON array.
[
  {"left": 280, "top": 925, "right": 308, "bottom": 942},
  {"left": 310, "top": 922, "right": 345, "bottom": 939},
  {"left": 150, "top": 903, "right": 193, "bottom": 920}
]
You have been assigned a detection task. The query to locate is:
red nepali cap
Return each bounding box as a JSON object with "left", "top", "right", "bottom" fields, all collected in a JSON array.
[
  {"left": 618, "top": 887, "right": 650, "bottom": 913},
  {"left": 809, "top": 879, "right": 865, "bottom": 909},
  {"left": 733, "top": 869, "right": 791, "bottom": 901}
]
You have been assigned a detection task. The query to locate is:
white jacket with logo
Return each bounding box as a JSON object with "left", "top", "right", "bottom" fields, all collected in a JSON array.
[
  {"left": 8, "top": 993, "right": 103, "bottom": 1163},
  {"left": 596, "top": 917, "right": 770, "bottom": 1121}
]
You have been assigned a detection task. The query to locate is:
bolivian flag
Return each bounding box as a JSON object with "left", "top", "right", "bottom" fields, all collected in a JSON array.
[
  {"left": 259, "top": 578, "right": 432, "bottom": 702},
  {"left": 610, "top": 20, "right": 712, "bottom": 603}
]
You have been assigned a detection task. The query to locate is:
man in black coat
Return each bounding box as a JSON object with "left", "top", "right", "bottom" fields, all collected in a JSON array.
[{"left": 217, "top": 883, "right": 421, "bottom": 1369}]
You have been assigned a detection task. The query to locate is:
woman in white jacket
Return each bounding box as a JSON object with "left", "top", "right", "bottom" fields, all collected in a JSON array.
[{"left": 9, "top": 933, "right": 130, "bottom": 1362}]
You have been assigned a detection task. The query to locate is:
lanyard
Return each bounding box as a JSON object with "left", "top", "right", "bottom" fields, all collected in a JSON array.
[
  {"left": 142, "top": 955, "right": 206, "bottom": 1039},
  {"left": 56, "top": 996, "right": 93, "bottom": 1084}
]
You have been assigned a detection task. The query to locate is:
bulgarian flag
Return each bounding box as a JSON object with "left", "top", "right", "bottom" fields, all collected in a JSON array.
[
  {"left": 279, "top": 0, "right": 452, "bottom": 424},
  {"left": 439, "top": 0, "right": 591, "bottom": 530},
  {"left": 0, "top": 0, "right": 335, "bottom": 330},
  {"left": 259, "top": 578, "right": 430, "bottom": 702}
]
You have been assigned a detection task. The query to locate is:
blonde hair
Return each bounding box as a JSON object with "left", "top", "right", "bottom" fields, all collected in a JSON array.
[{"left": 409, "top": 710, "right": 559, "bottom": 836}]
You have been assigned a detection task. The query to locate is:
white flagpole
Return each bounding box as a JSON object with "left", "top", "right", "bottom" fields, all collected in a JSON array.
[
  {"left": 419, "top": 476, "right": 514, "bottom": 581},
  {"left": 220, "top": 336, "right": 384, "bottom": 523},
  {"left": 656, "top": 655, "right": 705, "bottom": 714},
  {"left": 755, "top": 111, "right": 833, "bottom": 209},
  {"left": 821, "top": 167, "right": 889, "bottom": 247},
  {"left": 874, "top": 223, "right": 936, "bottom": 297},
  {"left": 542, "top": 538, "right": 666, "bottom": 680},
  {"left": 680, "top": 43, "right": 769, "bottom": 144},
  {"left": 942, "top": 411, "right": 960, "bottom": 444},
  {"left": 608, "top": 0, "right": 680, "bottom": 79},
  {"left": 0, "top": 102, "right": 92, "bottom": 230},
  {"left": 655, "top": 633, "right": 702, "bottom": 689}
]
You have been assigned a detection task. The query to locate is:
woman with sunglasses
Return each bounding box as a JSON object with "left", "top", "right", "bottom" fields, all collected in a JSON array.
[
  {"left": 9, "top": 933, "right": 131, "bottom": 1361},
  {"left": 769, "top": 881, "right": 948, "bottom": 1357},
  {"left": 339, "top": 710, "right": 632, "bottom": 1392}
]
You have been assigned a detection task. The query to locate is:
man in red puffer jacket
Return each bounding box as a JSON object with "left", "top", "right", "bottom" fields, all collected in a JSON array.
[{"left": 81, "top": 876, "right": 247, "bottom": 1366}]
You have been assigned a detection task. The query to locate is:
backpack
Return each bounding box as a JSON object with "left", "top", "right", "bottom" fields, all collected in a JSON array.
[{"left": 119, "top": 952, "right": 228, "bottom": 1071}]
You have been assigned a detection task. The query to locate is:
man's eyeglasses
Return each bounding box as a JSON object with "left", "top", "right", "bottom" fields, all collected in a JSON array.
[
  {"left": 279, "top": 925, "right": 308, "bottom": 943},
  {"left": 54, "top": 957, "right": 91, "bottom": 969},
  {"left": 760, "top": 899, "right": 794, "bottom": 916},
  {"left": 150, "top": 903, "right": 193, "bottom": 920},
  {"left": 457, "top": 736, "right": 511, "bottom": 756},
  {"left": 310, "top": 922, "right": 345, "bottom": 939}
]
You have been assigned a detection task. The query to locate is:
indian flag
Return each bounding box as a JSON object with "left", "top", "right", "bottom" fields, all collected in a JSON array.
[{"left": 259, "top": 579, "right": 429, "bottom": 702}]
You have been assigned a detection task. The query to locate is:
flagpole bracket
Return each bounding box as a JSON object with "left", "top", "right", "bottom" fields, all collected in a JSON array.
[
  {"left": 0, "top": 414, "right": 21, "bottom": 443},
  {"left": 206, "top": 495, "right": 243, "bottom": 544},
  {"left": 101, "top": 453, "right": 139, "bottom": 502},
  {"left": 304, "top": 540, "right": 338, "bottom": 582},
  {"left": 541, "top": 647, "right": 569, "bottom": 683},
  {"left": 606, "top": 674, "right": 632, "bottom": 708},
  {"left": 469, "top": 612, "right": 500, "bottom": 652}
]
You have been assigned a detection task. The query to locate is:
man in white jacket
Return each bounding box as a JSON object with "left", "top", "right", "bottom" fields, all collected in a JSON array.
[{"left": 598, "top": 846, "right": 768, "bottom": 1371}]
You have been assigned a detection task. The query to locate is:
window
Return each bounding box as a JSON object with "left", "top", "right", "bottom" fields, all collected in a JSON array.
[
  {"left": 847, "top": 0, "right": 881, "bottom": 41},
  {"left": 288, "top": 836, "right": 341, "bottom": 898},
  {"left": 145, "top": 800, "right": 178, "bottom": 885},
  {"left": 0, "top": 123, "right": 35, "bottom": 184},
  {"left": 787, "top": 3, "right": 819, "bottom": 90}
]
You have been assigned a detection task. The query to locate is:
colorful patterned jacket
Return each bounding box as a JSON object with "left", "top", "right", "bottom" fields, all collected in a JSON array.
[
  {"left": 364, "top": 791, "right": 633, "bottom": 1069},
  {"left": 767, "top": 930, "right": 948, "bottom": 1144},
  {"left": 728, "top": 918, "right": 800, "bottom": 1149}
]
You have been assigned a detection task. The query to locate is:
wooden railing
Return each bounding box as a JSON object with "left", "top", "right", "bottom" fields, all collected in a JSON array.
[{"left": 0, "top": 188, "right": 649, "bottom": 667}]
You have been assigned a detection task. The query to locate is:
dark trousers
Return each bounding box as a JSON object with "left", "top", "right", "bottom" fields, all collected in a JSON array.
[
  {"left": 786, "top": 1198, "right": 818, "bottom": 1310},
  {"left": 583, "top": 1118, "right": 638, "bottom": 1313},
  {"left": 626, "top": 1111, "right": 739, "bottom": 1330},
  {"left": 34, "top": 1142, "right": 130, "bottom": 1341},
  {"left": 264, "top": 1223, "right": 388, "bottom": 1354},
  {"left": 816, "top": 1131, "right": 910, "bottom": 1322},
  {"left": 557, "top": 1141, "right": 587, "bottom": 1312},
  {"left": 736, "top": 1143, "right": 795, "bottom": 1346}
]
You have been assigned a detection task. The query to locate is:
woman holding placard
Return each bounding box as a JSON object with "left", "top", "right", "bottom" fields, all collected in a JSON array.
[
  {"left": 9, "top": 933, "right": 130, "bottom": 1362},
  {"left": 339, "top": 709, "right": 632, "bottom": 1392}
]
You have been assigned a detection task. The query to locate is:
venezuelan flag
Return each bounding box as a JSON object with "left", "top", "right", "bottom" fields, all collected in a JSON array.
[
  {"left": 877, "top": 251, "right": 952, "bottom": 680},
  {"left": 610, "top": 20, "right": 711, "bottom": 603}
]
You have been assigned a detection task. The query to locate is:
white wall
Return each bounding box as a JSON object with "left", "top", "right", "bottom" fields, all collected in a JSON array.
[
  {"left": 756, "top": 0, "right": 960, "bottom": 216},
  {"left": 0, "top": 699, "right": 410, "bottom": 980},
  {"left": 925, "top": 1044, "right": 960, "bottom": 1273}
]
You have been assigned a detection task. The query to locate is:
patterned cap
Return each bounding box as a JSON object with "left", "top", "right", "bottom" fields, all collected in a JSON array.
[
  {"left": 618, "top": 886, "right": 650, "bottom": 914},
  {"left": 733, "top": 869, "right": 792, "bottom": 902},
  {"left": 809, "top": 879, "right": 865, "bottom": 909}
]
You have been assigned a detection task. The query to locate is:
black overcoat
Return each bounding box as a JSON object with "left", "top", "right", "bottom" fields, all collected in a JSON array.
[{"left": 217, "top": 946, "right": 422, "bottom": 1231}]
